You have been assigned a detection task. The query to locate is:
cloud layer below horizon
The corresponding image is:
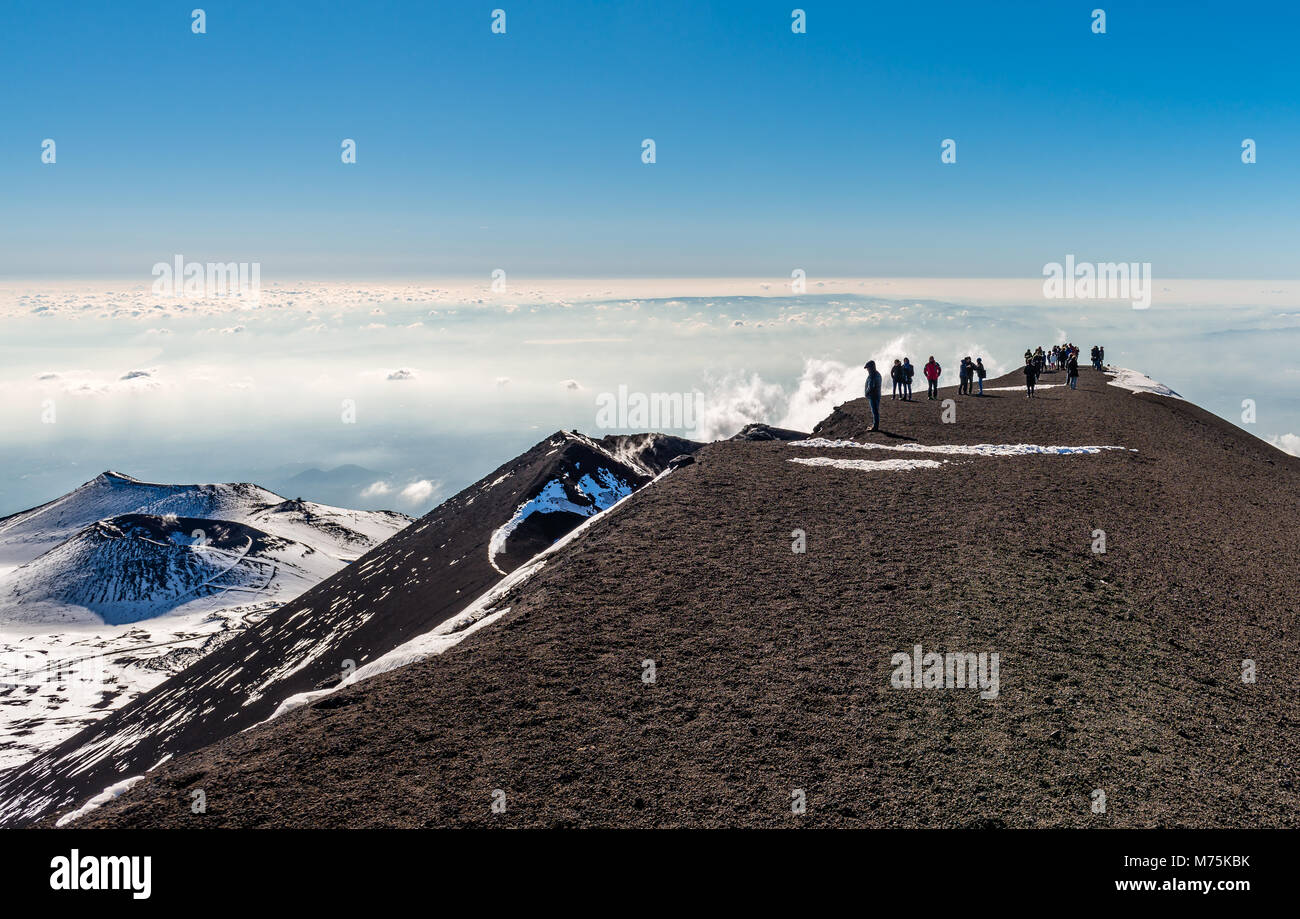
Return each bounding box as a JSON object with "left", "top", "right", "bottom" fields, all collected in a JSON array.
[{"left": 1, "top": 282, "right": 1297, "bottom": 516}]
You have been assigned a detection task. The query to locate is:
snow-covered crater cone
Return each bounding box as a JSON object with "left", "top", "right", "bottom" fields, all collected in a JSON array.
[{"left": 1, "top": 515, "right": 295, "bottom": 626}]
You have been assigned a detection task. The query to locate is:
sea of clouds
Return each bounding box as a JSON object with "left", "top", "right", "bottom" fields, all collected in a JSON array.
[{"left": 1, "top": 283, "right": 1297, "bottom": 516}]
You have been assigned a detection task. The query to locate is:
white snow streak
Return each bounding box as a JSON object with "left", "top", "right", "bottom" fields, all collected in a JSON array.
[
  {"left": 789, "top": 439, "right": 1131, "bottom": 456},
  {"left": 790, "top": 457, "right": 945, "bottom": 472},
  {"left": 54, "top": 774, "right": 143, "bottom": 826}
]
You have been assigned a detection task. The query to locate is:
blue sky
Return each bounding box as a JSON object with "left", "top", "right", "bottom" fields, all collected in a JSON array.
[{"left": 3, "top": 0, "right": 1298, "bottom": 278}]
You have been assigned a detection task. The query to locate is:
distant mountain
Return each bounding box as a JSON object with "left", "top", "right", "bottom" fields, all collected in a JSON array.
[
  {"left": 0, "top": 472, "right": 282, "bottom": 572},
  {"left": 0, "top": 431, "right": 703, "bottom": 825},
  {"left": 276, "top": 465, "right": 391, "bottom": 507},
  {"left": 233, "top": 464, "right": 396, "bottom": 512},
  {"left": 0, "top": 473, "right": 410, "bottom": 773},
  {"left": 285, "top": 464, "right": 382, "bottom": 487}
]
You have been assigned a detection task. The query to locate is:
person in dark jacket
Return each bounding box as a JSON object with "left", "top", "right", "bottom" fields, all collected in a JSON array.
[
  {"left": 890, "top": 359, "right": 903, "bottom": 400},
  {"left": 902, "top": 358, "right": 914, "bottom": 400},
  {"left": 1067, "top": 353, "right": 1080, "bottom": 389},
  {"left": 958, "top": 358, "right": 971, "bottom": 395},
  {"left": 1024, "top": 358, "right": 1037, "bottom": 398},
  {"left": 864, "top": 360, "right": 882, "bottom": 431},
  {"left": 975, "top": 358, "right": 987, "bottom": 395}
]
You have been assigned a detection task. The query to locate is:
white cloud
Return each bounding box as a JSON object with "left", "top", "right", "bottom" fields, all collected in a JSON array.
[
  {"left": 1268, "top": 433, "right": 1300, "bottom": 457},
  {"left": 361, "top": 481, "right": 393, "bottom": 498},
  {"left": 26, "top": 367, "right": 163, "bottom": 396},
  {"left": 400, "top": 479, "right": 438, "bottom": 504},
  {"left": 780, "top": 358, "right": 863, "bottom": 433},
  {"left": 696, "top": 372, "right": 787, "bottom": 441}
]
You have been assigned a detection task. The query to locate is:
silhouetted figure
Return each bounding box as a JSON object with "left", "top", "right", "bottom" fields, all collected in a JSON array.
[
  {"left": 1024, "top": 359, "right": 1037, "bottom": 398},
  {"left": 864, "top": 360, "right": 882, "bottom": 431}
]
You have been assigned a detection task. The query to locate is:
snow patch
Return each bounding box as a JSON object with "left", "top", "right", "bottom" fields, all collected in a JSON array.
[
  {"left": 790, "top": 457, "right": 945, "bottom": 472},
  {"left": 54, "top": 774, "right": 143, "bottom": 826},
  {"left": 789, "top": 439, "right": 1132, "bottom": 456},
  {"left": 487, "top": 469, "right": 634, "bottom": 574},
  {"left": 1105, "top": 367, "right": 1182, "bottom": 398},
  {"left": 983, "top": 383, "right": 1063, "bottom": 391}
]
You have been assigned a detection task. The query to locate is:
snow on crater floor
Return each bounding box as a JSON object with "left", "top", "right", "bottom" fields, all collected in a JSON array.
[{"left": 487, "top": 469, "right": 634, "bottom": 574}]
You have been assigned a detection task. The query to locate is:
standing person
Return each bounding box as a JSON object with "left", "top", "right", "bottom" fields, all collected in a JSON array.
[
  {"left": 1098, "top": 345, "right": 1105, "bottom": 368},
  {"left": 1090, "top": 346, "right": 1099, "bottom": 370},
  {"left": 1024, "top": 357, "right": 1037, "bottom": 398},
  {"left": 976, "top": 357, "right": 987, "bottom": 395},
  {"left": 958, "top": 357, "right": 971, "bottom": 395},
  {"left": 902, "top": 357, "right": 914, "bottom": 401},
  {"left": 924, "top": 355, "right": 941, "bottom": 400},
  {"left": 1067, "top": 352, "right": 1079, "bottom": 389},
  {"left": 891, "top": 359, "right": 904, "bottom": 400},
  {"left": 864, "top": 360, "right": 883, "bottom": 431}
]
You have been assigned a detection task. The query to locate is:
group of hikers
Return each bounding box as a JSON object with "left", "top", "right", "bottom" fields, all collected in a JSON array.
[
  {"left": 1021, "top": 342, "right": 1106, "bottom": 397},
  {"left": 862, "top": 353, "right": 988, "bottom": 431},
  {"left": 863, "top": 343, "right": 1108, "bottom": 427}
]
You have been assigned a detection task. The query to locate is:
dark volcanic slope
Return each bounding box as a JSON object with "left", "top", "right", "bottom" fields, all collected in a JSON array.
[
  {"left": 72, "top": 369, "right": 1300, "bottom": 827},
  {"left": 0, "top": 432, "right": 671, "bottom": 827},
  {"left": 598, "top": 432, "right": 704, "bottom": 475}
]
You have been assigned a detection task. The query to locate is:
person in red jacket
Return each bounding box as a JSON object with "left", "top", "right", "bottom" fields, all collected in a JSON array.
[{"left": 923, "top": 356, "right": 941, "bottom": 400}]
